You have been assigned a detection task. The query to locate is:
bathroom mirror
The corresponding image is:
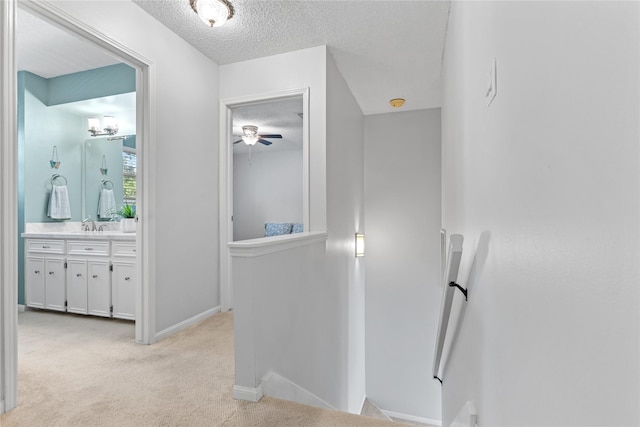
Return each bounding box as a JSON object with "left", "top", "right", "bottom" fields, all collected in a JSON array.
[{"left": 82, "top": 135, "right": 136, "bottom": 221}]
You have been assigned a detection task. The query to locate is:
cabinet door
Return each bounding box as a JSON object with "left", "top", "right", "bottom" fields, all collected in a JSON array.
[
  {"left": 88, "top": 261, "right": 111, "bottom": 317},
  {"left": 66, "top": 259, "right": 88, "bottom": 314},
  {"left": 112, "top": 262, "right": 136, "bottom": 320},
  {"left": 45, "top": 257, "right": 66, "bottom": 311},
  {"left": 25, "top": 257, "right": 45, "bottom": 308}
]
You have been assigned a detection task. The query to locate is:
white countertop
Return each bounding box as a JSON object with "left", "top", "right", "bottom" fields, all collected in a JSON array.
[{"left": 22, "top": 231, "right": 136, "bottom": 242}]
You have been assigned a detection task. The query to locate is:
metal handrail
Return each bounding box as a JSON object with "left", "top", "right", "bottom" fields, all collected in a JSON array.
[{"left": 433, "top": 234, "right": 465, "bottom": 384}]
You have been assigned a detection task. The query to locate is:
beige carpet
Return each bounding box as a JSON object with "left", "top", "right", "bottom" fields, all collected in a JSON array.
[{"left": 0, "top": 310, "right": 411, "bottom": 427}]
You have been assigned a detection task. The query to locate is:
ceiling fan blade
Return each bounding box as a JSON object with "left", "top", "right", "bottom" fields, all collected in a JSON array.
[
  {"left": 233, "top": 139, "right": 242, "bottom": 144},
  {"left": 258, "top": 139, "right": 273, "bottom": 146},
  {"left": 258, "top": 134, "right": 282, "bottom": 139}
]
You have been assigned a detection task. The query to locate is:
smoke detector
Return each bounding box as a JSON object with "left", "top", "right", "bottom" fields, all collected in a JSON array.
[{"left": 389, "top": 98, "right": 406, "bottom": 108}]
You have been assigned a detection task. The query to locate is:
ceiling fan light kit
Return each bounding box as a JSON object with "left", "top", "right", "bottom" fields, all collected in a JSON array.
[
  {"left": 241, "top": 135, "right": 259, "bottom": 146},
  {"left": 233, "top": 125, "right": 283, "bottom": 146},
  {"left": 190, "top": 0, "right": 234, "bottom": 28}
]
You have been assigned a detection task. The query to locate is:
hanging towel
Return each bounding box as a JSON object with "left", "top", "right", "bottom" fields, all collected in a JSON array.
[
  {"left": 48, "top": 185, "right": 71, "bottom": 220},
  {"left": 98, "top": 188, "right": 116, "bottom": 219}
]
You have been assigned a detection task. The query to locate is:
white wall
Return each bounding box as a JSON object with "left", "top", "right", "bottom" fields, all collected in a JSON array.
[
  {"left": 220, "top": 46, "right": 327, "bottom": 232},
  {"left": 364, "top": 109, "right": 442, "bottom": 423},
  {"left": 440, "top": 2, "right": 639, "bottom": 426},
  {"left": 49, "top": 0, "right": 221, "bottom": 333},
  {"left": 231, "top": 237, "right": 331, "bottom": 404},
  {"left": 326, "top": 51, "right": 365, "bottom": 413},
  {"left": 221, "top": 46, "right": 343, "bottom": 407},
  {"left": 233, "top": 149, "right": 303, "bottom": 241},
  {"left": 222, "top": 46, "right": 365, "bottom": 413}
]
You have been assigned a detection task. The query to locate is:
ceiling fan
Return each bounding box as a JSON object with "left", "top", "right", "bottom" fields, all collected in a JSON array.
[{"left": 233, "top": 125, "right": 282, "bottom": 146}]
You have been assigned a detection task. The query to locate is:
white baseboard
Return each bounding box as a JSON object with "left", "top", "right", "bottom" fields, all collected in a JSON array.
[
  {"left": 17, "top": 304, "right": 25, "bottom": 312},
  {"left": 358, "top": 394, "right": 367, "bottom": 415},
  {"left": 232, "top": 384, "right": 263, "bottom": 402},
  {"left": 261, "top": 371, "right": 335, "bottom": 410},
  {"left": 381, "top": 409, "right": 441, "bottom": 426},
  {"left": 155, "top": 306, "right": 220, "bottom": 341}
]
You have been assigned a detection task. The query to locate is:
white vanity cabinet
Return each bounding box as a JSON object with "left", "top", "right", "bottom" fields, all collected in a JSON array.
[
  {"left": 66, "top": 241, "right": 111, "bottom": 317},
  {"left": 25, "top": 240, "right": 66, "bottom": 311},
  {"left": 66, "top": 259, "right": 89, "bottom": 314},
  {"left": 23, "top": 235, "right": 136, "bottom": 320},
  {"left": 111, "top": 242, "right": 136, "bottom": 320}
]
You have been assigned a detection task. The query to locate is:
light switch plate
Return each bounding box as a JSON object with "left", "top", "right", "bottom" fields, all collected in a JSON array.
[{"left": 485, "top": 57, "right": 497, "bottom": 106}]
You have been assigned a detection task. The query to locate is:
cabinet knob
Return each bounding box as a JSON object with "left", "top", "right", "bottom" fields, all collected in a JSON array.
[
  {"left": 85, "top": 248, "right": 94, "bottom": 251},
  {"left": 76, "top": 273, "right": 82, "bottom": 277},
  {"left": 42, "top": 246, "right": 50, "bottom": 249},
  {"left": 34, "top": 270, "right": 40, "bottom": 274},
  {"left": 124, "top": 277, "right": 130, "bottom": 281},
  {"left": 92, "top": 274, "right": 98, "bottom": 279},
  {"left": 49, "top": 271, "right": 54, "bottom": 275}
]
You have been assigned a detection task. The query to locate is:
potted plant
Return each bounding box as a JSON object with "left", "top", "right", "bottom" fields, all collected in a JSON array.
[{"left": 116, "top": 204, "right": 136, "bottom": 233}]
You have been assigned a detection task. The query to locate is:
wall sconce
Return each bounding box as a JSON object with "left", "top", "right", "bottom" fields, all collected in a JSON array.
[
  {"left": 88, "top": 116, "right": 119, "bottom": 137},
  {"left": 355, "top": 233, "right": 365, "bottom": 257}
]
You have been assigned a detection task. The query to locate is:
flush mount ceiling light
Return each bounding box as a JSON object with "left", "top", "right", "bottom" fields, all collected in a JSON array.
[
  {"left": 389, "top": 98, "right": 406, "bottom": 108},
  {"left": 88, "top": 116, "right": 119, "bottom": 137},
  {"left": 190, "top": 0, "right": 234, "bottom": 28}
]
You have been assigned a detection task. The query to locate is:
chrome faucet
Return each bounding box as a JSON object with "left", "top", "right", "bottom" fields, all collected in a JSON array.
[{"left": 82, "top": 217, "right": 97, "bottom": 232}]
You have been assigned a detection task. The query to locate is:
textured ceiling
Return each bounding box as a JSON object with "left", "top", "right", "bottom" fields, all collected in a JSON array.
[
  {"left": 16, "top": 1, "right": 451, "bottom": 116},
  {"left": 133, "top": 0, "right": 451, "bottom": 115}
]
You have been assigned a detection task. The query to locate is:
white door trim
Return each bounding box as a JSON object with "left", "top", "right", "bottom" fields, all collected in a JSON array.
[
  {"left": 2, "top": 0, "right": 157, "bottom": 412},
  {"left": 218, "top": 88, "right": 310, "bottom": 312},
  {"left": 1, "top": 0, "right": 18, "bottom": 414}
]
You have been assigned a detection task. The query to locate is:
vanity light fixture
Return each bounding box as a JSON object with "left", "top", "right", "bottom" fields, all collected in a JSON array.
[
  {"left": 355, "top": 233, "right": 365, "bottom": 258},
  {"left": 88, "top": 116, "right": 119, "bottom": 137},
  {"left": 190, "top": 0, "right": 234, "bottom": 28}
]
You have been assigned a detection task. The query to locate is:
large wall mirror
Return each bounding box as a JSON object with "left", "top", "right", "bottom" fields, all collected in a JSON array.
[
  {"left": 232, "top": 96, "right": 304, "bottom": 241},
  {"left": 83, "top": 135, "right": 136, "bottom": 221}
]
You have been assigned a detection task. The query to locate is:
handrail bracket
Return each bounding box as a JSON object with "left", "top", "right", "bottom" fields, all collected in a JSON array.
[{"left": 448, "top": 281, "right": 468, "bottom": 301}]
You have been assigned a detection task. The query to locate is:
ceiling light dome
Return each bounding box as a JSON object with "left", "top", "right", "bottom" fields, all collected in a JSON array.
[{"left": 190, "top": 0, "right": 234, "bottom": 28}]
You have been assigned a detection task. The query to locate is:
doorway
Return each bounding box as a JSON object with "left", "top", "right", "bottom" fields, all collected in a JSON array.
[
  {"left": 219, "top": 88, "right": 310, "bottom": 311},
  {"left": 231, "top": 96, "right": 304, "bottom": 241},
  {"left": 1, "top": 0, "right": 155, "bottom": 413}
]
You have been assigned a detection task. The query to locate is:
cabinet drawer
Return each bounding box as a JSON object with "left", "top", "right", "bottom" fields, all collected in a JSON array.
[
  {"left": 112, "top": 242, "right": 137, "bottom": 258},
  {"left": 67, "top": 240, "right": 110, "bottom": 256},
  {"left": 26, "top": 240, "right": 64, "bottom": 254}
]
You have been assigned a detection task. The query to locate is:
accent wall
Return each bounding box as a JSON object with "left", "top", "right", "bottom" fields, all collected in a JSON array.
[{"left": 17, "top": 64, "right": 135, "bottom": 305}]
